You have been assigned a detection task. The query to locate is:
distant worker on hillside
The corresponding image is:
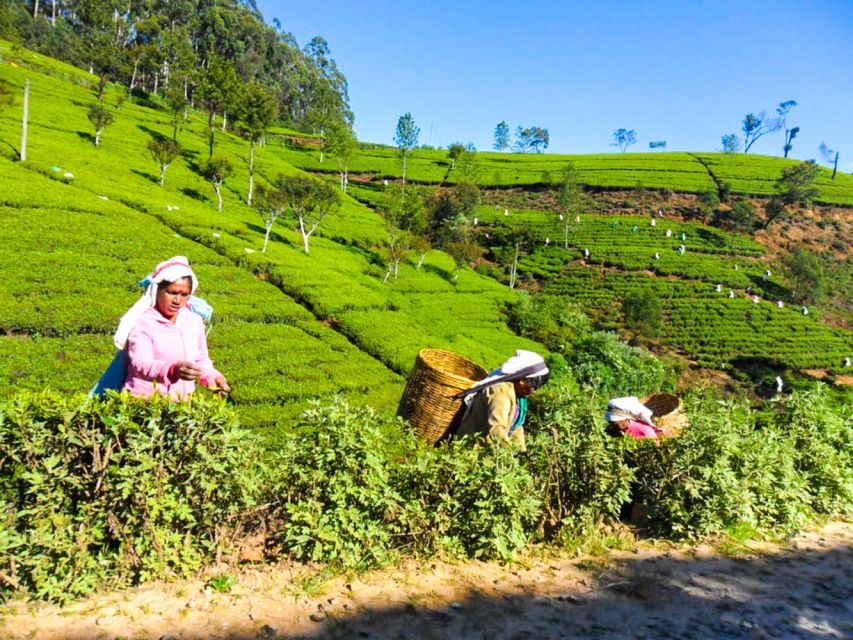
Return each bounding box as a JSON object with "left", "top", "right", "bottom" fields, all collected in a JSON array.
[
  {"left": 114, "top": 256, "right": 229, "bottom": 400},
  {"left": 452, "top": 350, "right": 550, "bottom": 451},
  {"left": 604, "top": 397, "right": 661, "bottom": 440}
]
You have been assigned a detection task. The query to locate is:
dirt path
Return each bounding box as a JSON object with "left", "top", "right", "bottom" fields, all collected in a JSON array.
[{"left": 2, "top": 522, "right": 851, "bottom": 640}]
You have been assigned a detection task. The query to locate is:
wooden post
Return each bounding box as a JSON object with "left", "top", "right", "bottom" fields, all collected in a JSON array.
[{"left": 20, "top": 79, "right": 29, "bottom": 162}]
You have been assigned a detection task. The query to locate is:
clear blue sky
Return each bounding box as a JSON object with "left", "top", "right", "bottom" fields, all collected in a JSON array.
[{"left": 257, "top": 0, "right": 852, "bottom": 167}]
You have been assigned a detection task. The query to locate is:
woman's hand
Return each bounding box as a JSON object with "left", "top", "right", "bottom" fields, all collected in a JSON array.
[
  {"left": 171, "top": 361, "right": 202, "bottom": 381},
  {"left": 211, "top": 375, "right": 231, "bottom": 396}
]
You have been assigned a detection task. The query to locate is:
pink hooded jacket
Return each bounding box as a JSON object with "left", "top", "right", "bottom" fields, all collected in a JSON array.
[{"left": 123, "top": 307, "right": 221, "bottom": 400}]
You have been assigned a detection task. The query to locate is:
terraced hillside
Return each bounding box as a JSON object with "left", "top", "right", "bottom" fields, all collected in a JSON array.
[
  {"left": 0, "top": 44, "right": 541, "bottom": 431},
  {"left": 471, "top": 209, "right": 852, "bottom": 372},
  {"left": 336, "top": 161, "right": 851, "bottom": 374},
  {"left": 279, "top": 141, "right": 853, "bottom": 205},
  {"left": 1, "top": 40, "right": 850, "bottom": 413}
]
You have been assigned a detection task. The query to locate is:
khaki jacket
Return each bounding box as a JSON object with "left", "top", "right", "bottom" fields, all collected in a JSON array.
[{"left": 455, "top": 382, "right": 526, "bottom": 450}]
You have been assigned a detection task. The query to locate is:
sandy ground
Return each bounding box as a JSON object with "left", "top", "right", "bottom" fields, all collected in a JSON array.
[{"left": 1, "top": 522, "right": 851, "bottom": 640}]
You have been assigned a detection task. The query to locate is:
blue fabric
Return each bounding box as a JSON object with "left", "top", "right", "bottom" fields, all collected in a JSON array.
[
  {"left": 509, "top": 397, "right": 527, "bottom": 434},
  {"left": 89, "top": 349, "right": 129, "bottom": 397},
  {"left": 188, "top": 296, "right": 213, "bottom": 322}
]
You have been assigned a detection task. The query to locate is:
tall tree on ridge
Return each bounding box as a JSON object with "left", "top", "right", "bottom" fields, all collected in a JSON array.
[
  {"left": 395, "top": 112, "right": 419, "bottom": 194},
  {"left": 197, "top": 56, "right": 240, "bottom": 157},
  {"left": 493, "top": 121, "right": 510, "bottom": 151},
  {"left": 238, "top": 80, "right": 278, "bottom": 205},
  {"left": 556, "top": 163, "right": 583, "bottom": 249},
  {"left": 324, "top": 119, "right": 357, "bottom": 193},
  {"left": 741, "top": 101, "right": 794, "bottom": 154},
  {"left": 819, "top": 143, "right": 839, "bottom": 180},
  {"left": 611, "top": 128, "right": 637, "bottom": 152},
  {"left": 777, "top": 100, "right": 798, "bottom": 158}
]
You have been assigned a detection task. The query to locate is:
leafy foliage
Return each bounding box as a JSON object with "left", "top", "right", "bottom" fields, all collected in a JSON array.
[
  {"left": 86, "top": 103, "right": 113, "bottom": 147},
  {"left": 627, "top": 388, "right": 851, "bottom": 537},
  {"left": 0, "top": 391, "right": 265, "bottom": 602},
  {"left": 622, "top": 289, "right": 662, "bottom": 337}
]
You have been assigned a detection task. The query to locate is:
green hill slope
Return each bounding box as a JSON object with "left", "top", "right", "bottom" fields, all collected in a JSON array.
[
  {"left": 279, "top": 142, "right": 853, "bottom": 206},
  {"left": 0, "top": 46, "right": 542, "bottom": 430}
]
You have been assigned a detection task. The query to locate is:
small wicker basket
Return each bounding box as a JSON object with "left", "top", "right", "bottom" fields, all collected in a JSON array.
[{"left": 397, "top": 349, "right": 488, "bottom": 445}]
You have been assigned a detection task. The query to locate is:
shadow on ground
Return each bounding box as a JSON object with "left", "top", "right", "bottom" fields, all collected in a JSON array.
[{"left": 43, "top": 543, "right": 852, "bottom": 640}]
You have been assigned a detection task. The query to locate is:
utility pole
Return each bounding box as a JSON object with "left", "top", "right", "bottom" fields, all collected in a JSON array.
[{"left": 20, "top": 79, "right": 29, "bottom": 161}]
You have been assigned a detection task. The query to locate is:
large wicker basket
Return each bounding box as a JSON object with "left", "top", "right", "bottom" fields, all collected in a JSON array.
[
  {"left": 397, "top": 349, "right": 488, "bottom": 445},
  {"left": 642, "top": 393, "right": 686, "bottom": 436},
  {"left": 641, "top": 393, "right": 680, "bottom": 418}
]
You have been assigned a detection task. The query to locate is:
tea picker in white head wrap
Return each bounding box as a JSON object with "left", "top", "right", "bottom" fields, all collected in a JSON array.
[
  {"left": 452, "top": 350, "right": 550, "bottom": 451},
  {"left": 114, "top": 256, "right": 208, "bottom": 349},
  {"left": 92, "top": 256, "right": 220, "bottom": 397}
]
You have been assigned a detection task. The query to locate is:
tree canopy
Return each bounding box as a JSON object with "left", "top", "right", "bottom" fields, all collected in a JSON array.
[{"left": 1, "top": 0, "right": 350, "bottom": 132}]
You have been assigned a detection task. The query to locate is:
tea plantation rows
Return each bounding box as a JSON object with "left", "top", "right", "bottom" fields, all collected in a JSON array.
[
  {"left": 1, "top": 38, "right": 851, "bottom": 411},
  {"left": 542, "top": 267, "right": 852, "bottom": 370},
  {"left": 0, "top": 47, "right": 540, "bottom": 431},
  {"left": 279, "top": 138, "right": 853, "bottom": 205}
]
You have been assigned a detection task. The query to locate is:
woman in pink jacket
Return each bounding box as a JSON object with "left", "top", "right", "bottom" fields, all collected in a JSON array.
[{"left": 114, "top": 256, "right": 229, "bottom": 400}]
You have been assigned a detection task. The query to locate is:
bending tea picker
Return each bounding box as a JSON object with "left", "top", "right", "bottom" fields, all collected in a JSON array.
[
  {"left": 605, "top": 396, "right": 662, "bottom": 440},
  {"left": 91, "top": 255, "right": 229, "bottom": 400},
  {"left": 451, "top": 350, "right": 550, "bottom": 451}
]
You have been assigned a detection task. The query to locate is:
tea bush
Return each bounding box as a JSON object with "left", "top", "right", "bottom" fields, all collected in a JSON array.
[
  {"left": 524, "top": 391, "right": 634, "bottom": 541},
  {"left": 626, "top": 389, "right": 852, "bottom": 538},
  {"left": 0, "top": 391, "right": 265, "bottom": 602},
  {"left": 270, "top": 400, "right": 540, "bottom": 566}
]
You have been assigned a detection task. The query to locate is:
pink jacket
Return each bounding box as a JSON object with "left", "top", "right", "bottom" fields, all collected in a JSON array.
[
  {"left": 624, "top": 420, "right": 661, "bottom": 440},
  {"left": 123, "top": 307, "right": 221, "bottom": 400}
]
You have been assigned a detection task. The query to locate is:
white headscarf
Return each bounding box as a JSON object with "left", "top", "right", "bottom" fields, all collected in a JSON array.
[
  {"left": 604, "top": 396, "right": 655, "bottom": 425},
  {"left": 113, "top": 256, "right": 198, "bottom": 350},
  {"left": 456, "top": 350, "right": 549, "bottom": 399}
]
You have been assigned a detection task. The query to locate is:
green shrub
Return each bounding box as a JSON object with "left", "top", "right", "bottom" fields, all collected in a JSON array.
[
  {"left": 0, "top": 391, "right": 265, "bottom": 602},
  {"left": 626, "top": 390, "right": 851, "bottom": 538},
  {"left": 777, "top": 386, "right": 853, "bottom": 513},
  {"left": 395, "top": 436, "right": 540, "bottom": 561},
  {"left": 270, "top": 400, "right": 540, "bottom": 566},
  {"left": 524, "top": 391, "right": 633, "bottom": 541},
  {"left": 573, "top": 331, "right": 671, "bottom": 396}
]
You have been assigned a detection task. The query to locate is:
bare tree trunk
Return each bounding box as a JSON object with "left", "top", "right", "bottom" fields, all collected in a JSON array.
[
  {"left": 33, "top": 0, "right": 39, "bottom": 18},
  {"left": 153, "top": 71, "right": 158, "bottom": 96},
  {"left": 563, "top": 222, "right": 569, "bottom": 249},
  {"left": 416, "top": 253, "right": 426, "bottom": 270},
  {"left": 51, "top": 0, "right": 56, "bottom": 24},
  {"left": 262, "top": 221, "right": 272, "bottom": 253},
  {"left": 401, "top": 152, "right": 407, "bottom": 194},
  {"left": 247, "top": 140, "right": 256, "bottom": 205},
  {"left": 129, "top": 58, "right": 138, "bottom": 90},
  {"left": 208, "top": 110, "right": 215, "bottom": 157},
  {"left": 221, "top": 111, "right": 227, "bottom": 132},
  {"left": 299, "top": 217, "right": 310, "bottom": 254},
  {"left": 95, "top": 128, "right": 102, "bottom": 147},
  {"left": 832, "top": 152, "right": 839, "bottom": 180},
  {"left": 159, "top": 162, "right": 166, "bottom": 187},
  {"left": 509, "top": 241, "right": 520, "bottom": 288},
  {"left": 215, "top": 182, "right": 222, "bottom": 212},
  {"left": 20, "top": 79, "right": 29, "bottom": 161}
]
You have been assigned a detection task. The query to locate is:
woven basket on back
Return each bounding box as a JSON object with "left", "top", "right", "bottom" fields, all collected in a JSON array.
[
  {"left": 397, "top": 349, "right": 488, "bottom": 445},
  {"left": 641, "top": 393, "right": 680, "bottom": 418}
]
